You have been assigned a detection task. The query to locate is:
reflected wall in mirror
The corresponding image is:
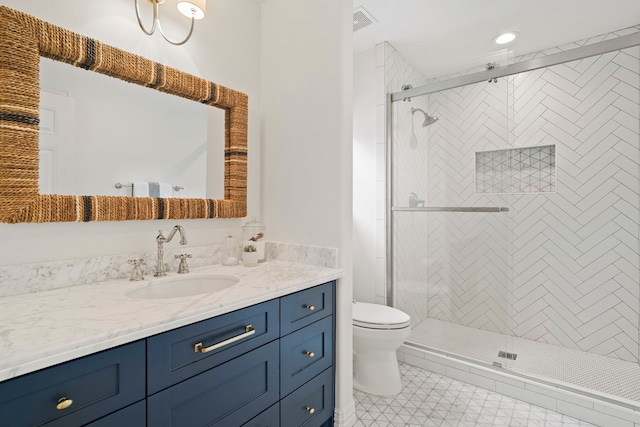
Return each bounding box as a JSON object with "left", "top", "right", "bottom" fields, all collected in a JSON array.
[
  {"left": 39, "top": 57, "right": 225, "bottom": 199},
  {"left": 0, "top": 6, "right": 247, "bottom": 223}
]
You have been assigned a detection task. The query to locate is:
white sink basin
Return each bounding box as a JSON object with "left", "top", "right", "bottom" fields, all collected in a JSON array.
[{"left": 126, "top": 274, "right": 239, "bottom": 299}]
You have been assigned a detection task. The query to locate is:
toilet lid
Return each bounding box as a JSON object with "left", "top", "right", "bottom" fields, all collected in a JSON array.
[{"left": 353, "top": 302, "right": 411, "bottom": 330}]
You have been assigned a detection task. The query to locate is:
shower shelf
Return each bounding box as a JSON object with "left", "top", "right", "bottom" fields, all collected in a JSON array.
[{"left": 393, "top": 206, "right": 509, "bottom": 213}]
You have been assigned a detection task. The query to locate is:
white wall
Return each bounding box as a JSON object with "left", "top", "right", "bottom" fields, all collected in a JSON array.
[
  {"left": 260, "top": 0, "right": 355, "bottom": 424},
  {"left": 352, "top": 48, "right": 378, "bottom": 303},
  {"left": 260, "top": 0, "right": 348, "bottom": 248},
  {"left": 0, "top": 0, "right": 262, "bottom": 265}
]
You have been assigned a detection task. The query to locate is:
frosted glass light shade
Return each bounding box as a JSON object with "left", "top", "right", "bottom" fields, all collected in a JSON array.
[{"left": 177, "top": 0, "right": 206, "bottom": 19}]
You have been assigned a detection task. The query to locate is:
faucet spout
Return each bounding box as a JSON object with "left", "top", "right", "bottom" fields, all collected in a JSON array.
[
  {"left": 164, "top": 225, "right": 188, "bottom": 245},
  {"left": 154, "top": 225, "right": 188, "bottom": 277}
]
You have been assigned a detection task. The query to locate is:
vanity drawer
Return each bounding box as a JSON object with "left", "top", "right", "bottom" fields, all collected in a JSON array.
[
  {"left": 241, "top": 402, "right": 280, "bottom": 427},
  {"left": 147, "top": 299, "right": 279, "bottom": 394},
  {"left": 280, "top": 367, "right": 334, "bottom": 427},
  {"left": 83, "top": 400, "right": 145, "bottom": 427},
  {"left": 0, "top": 341, "right": 145, "bottom": 427},
  {"left": 280, "top": 316, "right": 333, "bottom": 397},
  {"left": 147, "top": 340, "right": 280, "bottom": 427},
  {"left": 280, "top": 281, "right": 334, "bottom": 336}
]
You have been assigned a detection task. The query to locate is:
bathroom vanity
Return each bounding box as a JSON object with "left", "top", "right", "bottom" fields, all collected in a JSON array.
[{"left": 0, "top": 262, "right": 341, "bottom": 427}]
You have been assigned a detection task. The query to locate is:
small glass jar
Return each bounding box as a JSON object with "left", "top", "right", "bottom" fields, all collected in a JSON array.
[
  {"left": 242, "top": 217, "right": 266, "bottom": 263},
  {"left": 221, "top": 235, "right": 241, "bottom": 266}
]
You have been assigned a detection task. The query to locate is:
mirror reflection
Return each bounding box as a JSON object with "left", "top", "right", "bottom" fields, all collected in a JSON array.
[{"left": 38, "top": 57, "right": 224, "bottom": 199}]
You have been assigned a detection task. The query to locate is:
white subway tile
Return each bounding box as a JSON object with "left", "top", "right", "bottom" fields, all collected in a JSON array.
[
  {"left": 557, "top": 400, "right": 634, "bottom": 427},
  {"left": 495, "top": 382, "right": 557, "bottom": 412},
  {"left": 445, "top": 366, "right": 496, "bottom": 392}
]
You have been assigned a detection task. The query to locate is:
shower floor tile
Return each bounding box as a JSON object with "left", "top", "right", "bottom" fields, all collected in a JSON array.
[
  {"left": 408, "top": 318, "right": 640, "bottom": 404},
  {"left": 354, "top": 362, "right": 595, "bottom": 427}
]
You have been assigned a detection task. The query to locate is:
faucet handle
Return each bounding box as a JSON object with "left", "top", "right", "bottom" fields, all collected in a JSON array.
[
  {"left": 175, "top": 254, "right": 192, "bottom": 274},
  {"left": 128, "top": 258, "right": 146, "bottom": 281}
]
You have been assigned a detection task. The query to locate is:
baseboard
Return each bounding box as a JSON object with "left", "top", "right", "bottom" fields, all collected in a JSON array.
[
  {"left": 333, "top": 400, "right": 357, "bottom": 427},
  {"left": 398, "top": 344, "right": 640, "bottom": 427}
]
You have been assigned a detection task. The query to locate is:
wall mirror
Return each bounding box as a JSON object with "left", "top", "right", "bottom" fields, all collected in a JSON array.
[{"left": 0, "top": 6, "right": 247, "bottom": 223}]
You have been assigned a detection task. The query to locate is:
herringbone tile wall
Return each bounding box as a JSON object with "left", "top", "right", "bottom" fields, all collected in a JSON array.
[
  {"left": 509, "top": 44, "right": 640, "bottom": 362},
  {"left": 386, "top": 27, "right": 640, "bottom": 364}
]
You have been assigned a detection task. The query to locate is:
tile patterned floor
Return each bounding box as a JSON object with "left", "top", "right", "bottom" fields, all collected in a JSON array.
[{"left": 354, "top": 363, "right": 597, "bottom": 427}]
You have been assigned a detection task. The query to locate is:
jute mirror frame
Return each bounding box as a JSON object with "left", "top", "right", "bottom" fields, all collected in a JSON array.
[{"left": 0, "top": 6, "right": 247, "bottom": 223}]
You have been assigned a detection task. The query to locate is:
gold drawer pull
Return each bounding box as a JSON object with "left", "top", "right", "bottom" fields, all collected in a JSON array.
[
  {"left": 305, "top": 305, "right": 315, "bottom": 311},
  {"left": 305, "top": 406, "right": 315, "bottom": 414},
  {"left": 56, "top": 397, "right": 73, "bottom": 410},
  {"left": 194, "top": 325, "right": 256, "bottom": 353},
  {"left": 304, "top": 351, "right": 315, "bottom": 358}
]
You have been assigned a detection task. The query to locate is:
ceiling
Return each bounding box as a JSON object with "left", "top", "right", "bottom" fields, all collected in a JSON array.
[{"left": 353, "top": 0, "right": 640, "bottom": 78}]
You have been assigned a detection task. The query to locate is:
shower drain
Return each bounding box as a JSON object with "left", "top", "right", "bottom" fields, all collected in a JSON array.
[{"left": 498, "top": 351, "right": 518, "bottom": 360}]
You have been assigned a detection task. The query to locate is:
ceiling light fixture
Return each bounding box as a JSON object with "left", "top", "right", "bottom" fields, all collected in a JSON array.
[
  {"left": 134, "top": 0, "right": 206, "bottom": 45},
  {"left": 493, "top": 31, "right": 518, "bottom": 45}
]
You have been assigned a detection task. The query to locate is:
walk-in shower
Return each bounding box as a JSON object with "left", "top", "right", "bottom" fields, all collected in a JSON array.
[{"left": 386, "top": 29, "right": 640, "bottom": 416}]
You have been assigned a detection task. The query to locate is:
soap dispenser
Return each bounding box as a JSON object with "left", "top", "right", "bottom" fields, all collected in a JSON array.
[
  {"left": 242, "top": 217, "right": 266, "bottom": 263},
  {"left": 221, "top": 235, "right": 241, "bottom": 266}
]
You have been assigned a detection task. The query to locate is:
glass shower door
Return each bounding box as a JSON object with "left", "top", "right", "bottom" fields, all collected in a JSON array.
[{"left": 391, "top": 76, "right": 515, "bottom": 369}]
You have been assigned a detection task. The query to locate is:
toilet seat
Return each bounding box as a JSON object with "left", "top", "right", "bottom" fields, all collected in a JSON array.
[{"left": 353, "top": 302, "right": 411, "bottom": 330}]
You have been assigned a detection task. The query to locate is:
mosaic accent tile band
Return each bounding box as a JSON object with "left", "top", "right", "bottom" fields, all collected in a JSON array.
[{"left": 475, "top": 145, "right": 556, "bottom": 194}]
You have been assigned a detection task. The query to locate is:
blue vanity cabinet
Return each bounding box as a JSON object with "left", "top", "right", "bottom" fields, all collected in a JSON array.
[
  {"left": 0, "top": 341, "right": 145, "bottom": 427},
  {"left": 279, "top": 281, "right": 335, "bottom": 427},
  {"left": 147, "top": 340, "right": 280, "bottom": 427},
  {"left": 241, "top": 403, "right": 280, "bottom": 426},
  {"left": 280, "top": 281, "right": 334, "bottom": 335},
  {"left": 146, "top": 299, "right": 279, "bottom": 395},
  {"left": 280, "top": 315, "right": 333, "bottom": 396},
  {"left": 83, "top": 401, "right": 146, "bottom": 427},
  {"left": 145, "top": 282, "right": 336, "bottom": 426},
  {"left": 0, "top": 280, "right": 336, "bottom": 427},
  {"left": 280, "top": 366, "right": 334, "bottom": 427}
]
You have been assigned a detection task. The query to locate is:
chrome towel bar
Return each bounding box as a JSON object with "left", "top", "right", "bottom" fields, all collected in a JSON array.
[{"left": 393, "top": 206, "right": 509, "bottom": 213}]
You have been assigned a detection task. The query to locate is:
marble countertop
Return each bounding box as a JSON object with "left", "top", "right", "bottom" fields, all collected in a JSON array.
[{"left": 0, "top": 261, "right": 343, "bottom": 382}]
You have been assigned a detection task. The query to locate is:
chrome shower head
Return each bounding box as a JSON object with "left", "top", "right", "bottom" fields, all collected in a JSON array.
[{"left": 411, "top": 107, "right": 438, "bottom": 127}]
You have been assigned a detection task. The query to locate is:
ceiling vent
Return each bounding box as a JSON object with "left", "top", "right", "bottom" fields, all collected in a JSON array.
[{"left": 353, "top": 6, "right": 376, "bottom": 32}]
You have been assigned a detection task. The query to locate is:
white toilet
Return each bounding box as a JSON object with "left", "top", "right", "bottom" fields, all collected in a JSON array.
[{"left": 352, "top": 301, "right": 411, "bottom": 396}]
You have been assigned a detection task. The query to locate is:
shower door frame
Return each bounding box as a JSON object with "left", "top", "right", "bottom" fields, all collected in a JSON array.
[{"left": 385, "top": 30, "right": 640, "bottom": 306}]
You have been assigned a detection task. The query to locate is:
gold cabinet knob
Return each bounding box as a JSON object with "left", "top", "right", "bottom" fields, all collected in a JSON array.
[
  {"left": 305, "top": 406, "right": 315, "bottom": 414},
  {"left": 56, "top": 397, "right": 73, "bottom": 410},
  {"left": 305, "top": 351, "right": 315, "bottom": 358},
  {"left": 305, "top": 305, "right": 315, "bottom": 311}
]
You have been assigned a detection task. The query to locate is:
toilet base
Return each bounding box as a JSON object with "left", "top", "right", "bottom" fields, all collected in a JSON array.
[{"left": 353, "top": 350, "right": 403, "bottom": 396}]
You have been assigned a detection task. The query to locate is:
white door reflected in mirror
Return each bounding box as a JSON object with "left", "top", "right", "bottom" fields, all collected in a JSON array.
[{"left": 39, "top": 90, "right": 76, "bottom": 195}]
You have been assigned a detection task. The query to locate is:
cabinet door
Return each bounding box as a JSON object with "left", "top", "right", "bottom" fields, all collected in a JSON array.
[
  {"left": 147, "top": 299, "right": 279, "bottom": 394},
  {"left": 83, "top": 401, "right": 145, "bottom": 427},
  {"left": 148, "top": 341, "right": 279, "bottom": 427},
  {"left": 280, "top": 282, "right": 334, "bottom": 336},
  {"left": 0, "top": 341, "right": 145, "bottom": 427},
  {"left": 280, "top": 316, "right": 333, "bottom": 397},
  {"left": 241, "top": 403, "right": 279, "bottom": 427},
  {"left": 280, "top": 368, "right": 334, "bottom": 427}
]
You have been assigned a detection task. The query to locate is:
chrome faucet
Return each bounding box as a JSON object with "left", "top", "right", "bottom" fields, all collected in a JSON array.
[{"left": 154, "top": 225, "right": 188, "bottom": 277}]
